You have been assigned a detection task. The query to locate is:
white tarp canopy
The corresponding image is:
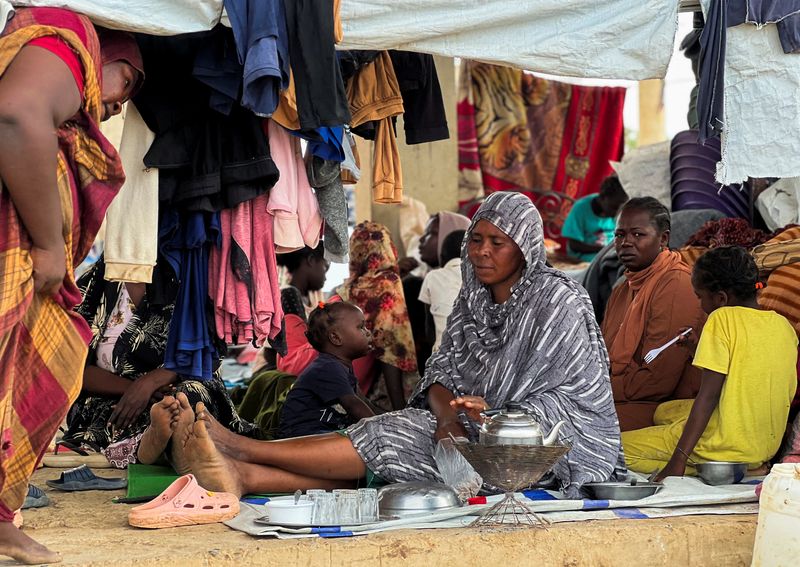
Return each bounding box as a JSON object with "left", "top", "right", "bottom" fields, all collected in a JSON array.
[
  {"left": 11, "top": 0, "right": 224, "bottom": 35},
  {"left": 11, "top": 0, "right": 681, "bottom": 80},
  {"left": 338, "top": 0, "right": 680, "bottom": 80}
]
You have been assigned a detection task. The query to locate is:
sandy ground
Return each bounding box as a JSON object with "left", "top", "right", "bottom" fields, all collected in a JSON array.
[{"left": 8, "top": 467, "right": 758, "bottom": 566}]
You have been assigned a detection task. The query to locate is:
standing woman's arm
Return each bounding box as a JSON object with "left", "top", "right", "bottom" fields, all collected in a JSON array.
[{"left": 0, "top": 46, "right": 82, "bottom": 295}]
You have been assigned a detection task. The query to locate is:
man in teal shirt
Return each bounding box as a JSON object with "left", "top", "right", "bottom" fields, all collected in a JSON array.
[{"left": 561, "top": 175, "right": 628, "bottom": 262}]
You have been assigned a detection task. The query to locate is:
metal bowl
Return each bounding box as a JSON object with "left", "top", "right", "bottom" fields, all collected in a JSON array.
[
  {"left": 584, "top": 481, "right": 662, "bottom": 500},
  {"left": 378, "top": 481, "right": 461, "bottom": 518},
  {"left": 695, "top": 461, "right": 747, "bottom": 486}
]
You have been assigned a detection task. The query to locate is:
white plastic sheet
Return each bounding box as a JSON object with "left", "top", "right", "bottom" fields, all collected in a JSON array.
[
  {"left": 338, "top": 0, "right": 680, "bottom": 80},
  {"left": 9, "top": 1, "right": 680, "bottom": 79},
  {"left": 11, "top": 0, "right": 223, "bottom": 35},
  {"left": 712, "top": 6, "right": 800, "bottom": 183},
  {"left": 755, "top": 178, "right": 800, "bottom": 231}
]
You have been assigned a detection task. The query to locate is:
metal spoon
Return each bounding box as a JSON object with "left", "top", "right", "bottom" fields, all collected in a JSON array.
[{"left": 293, "top": 489, "right": 302, "bottom": 505}]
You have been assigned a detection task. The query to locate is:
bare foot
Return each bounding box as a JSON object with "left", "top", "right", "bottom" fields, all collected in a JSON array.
[
  {"left": 137, "top": 396, "right": 179, "bottom": 465},
  {"left": 194, "top": 402, "right": 244, "bottom": 460},
  {"left": 169, "top": 393, "right": 194, "bottom": 475},
  {"left": 184, "top": 419, "right": 243, "bottom": 497},
  {"left": 0, "top": 521, "right": 62, "bottom": 565}
]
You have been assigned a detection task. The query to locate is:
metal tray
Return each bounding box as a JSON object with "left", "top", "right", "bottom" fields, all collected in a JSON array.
[
  {"left": 583, "top": 481, "right": 662, "bottom": 500},
  {"left": 254, "top": 515, "right": 372, "bottom": 528}
]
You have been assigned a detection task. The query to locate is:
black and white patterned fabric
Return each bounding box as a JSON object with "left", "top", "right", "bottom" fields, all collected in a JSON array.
[{"left": 348, "top": 192, "right": 625, "bottom": 497}]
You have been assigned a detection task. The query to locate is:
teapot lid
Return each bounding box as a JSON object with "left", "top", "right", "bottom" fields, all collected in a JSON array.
[{"left": 489, "top": 402, "right": 539, "bottom": 427}]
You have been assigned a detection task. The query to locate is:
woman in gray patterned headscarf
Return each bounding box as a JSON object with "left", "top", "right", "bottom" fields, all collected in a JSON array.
[
  {"left": 180, "top": 192, "right": 624, "bottom": 498},
  {"left": 349, "top": 192, "right": 625, "bottom": 496}
]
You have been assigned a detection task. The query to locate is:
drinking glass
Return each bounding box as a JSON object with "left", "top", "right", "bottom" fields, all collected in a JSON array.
[
  {"left": 312, "top": 492, "right": 336, "bottom": 525},
  {"left": 333, "top": 489, "right": 360, "bottom": 524},
  {"left": 305, "top": 489, "right": 326, "bottom": 503},
  {"left": 357, "top": 488, "right": 379, "bottom": 523}
]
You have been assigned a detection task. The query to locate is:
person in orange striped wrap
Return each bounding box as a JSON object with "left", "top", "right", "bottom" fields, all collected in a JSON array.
[{"left": 0, "top": 7, "right": 142, "bottom": 564}]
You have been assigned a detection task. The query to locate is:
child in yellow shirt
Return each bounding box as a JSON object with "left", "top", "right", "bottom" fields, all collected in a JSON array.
[{"left": 622, "top": 246, "right": 798, "bottom": 478}]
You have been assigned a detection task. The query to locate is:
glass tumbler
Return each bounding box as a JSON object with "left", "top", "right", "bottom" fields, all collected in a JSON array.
[
  {"left": 333, "top": 489, "right": 360, "bottom": 525},
  {"left": 311, "top": 492, "right": 336, "bottom": 525},
  {"left": 357, "top": 488, "right": 379, "bottom": 523},
  {"left": 305, "top": 489, "right": 326, "bottom": 503}
]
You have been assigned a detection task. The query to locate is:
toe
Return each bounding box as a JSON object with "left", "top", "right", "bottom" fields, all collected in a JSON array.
[
  {"left": 176, "top": 392, "right": 191, "bottom": 410},
  {"left": 193, "top": 418, "right": 210, "bottom": 439}
]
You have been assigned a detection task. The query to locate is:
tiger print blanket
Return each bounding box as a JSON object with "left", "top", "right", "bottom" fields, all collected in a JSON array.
[{"left": 457, "top": 60, "right": 626, "bottom": 246}]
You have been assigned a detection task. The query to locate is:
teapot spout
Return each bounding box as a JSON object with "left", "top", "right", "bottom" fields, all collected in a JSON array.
[{"left": 543, "top": 420, "right": 567, "bottom": 445}]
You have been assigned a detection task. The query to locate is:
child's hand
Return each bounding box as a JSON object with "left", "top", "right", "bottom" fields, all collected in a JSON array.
[
  {"left": 450, "top": 396, "right": 489, "bottom": 423},
  {"left": 654, "top": 453, "right": 688, "bottom": 482},
  {"left": 675, "top": 326, "right": 699, "bottom": 356}
]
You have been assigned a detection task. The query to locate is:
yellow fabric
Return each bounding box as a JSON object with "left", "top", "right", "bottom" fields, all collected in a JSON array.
[
  {"left": 623, "top": 307, "right": 798, "bottom": 473},
  {"left": 621, "top": 400, "right": 699, "bottom": 475},
  {"left": 272, "top": 71, "right": 301, "bottom": 131}
]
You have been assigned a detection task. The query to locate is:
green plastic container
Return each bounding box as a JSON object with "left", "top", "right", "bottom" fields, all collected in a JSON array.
[{"left": 126, "top": 464, "right": 179, "bottom": 499}]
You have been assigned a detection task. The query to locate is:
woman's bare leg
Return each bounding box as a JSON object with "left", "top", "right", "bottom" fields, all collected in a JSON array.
[
  {"left": 232, "top": 461, "right": 357, "bottom": 495},
  {"left": 183, "top": 419, "right": 366, "bottom": 496},
  {"left": 194, "top": 404, "right": 367, "bottom": 479}
]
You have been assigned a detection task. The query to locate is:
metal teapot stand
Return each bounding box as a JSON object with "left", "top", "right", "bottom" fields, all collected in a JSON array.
[{"left": 454, "top": 442, "right": 571, "bottom": 528}]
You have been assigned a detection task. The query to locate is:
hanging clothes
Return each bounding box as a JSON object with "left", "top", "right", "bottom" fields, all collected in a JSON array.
[
  {"left": 456, "top": 61, "right": 625, "bottom": 247},
  {"left": 305, "top": 155, "right": 350, "bottom": 263},
  {"left": 346, "top": 51, "right": 405, "bottom": 204},
  {"left": 372, "top": 119, "right": 403, "bottom": 204},
  {"left": 272, "top": 70, "right": 299, "bottom": 130},
  {"left": 103, "top": 103, "right": 159, "bottom": 284},
  {"left": 714, "top": 8, "right": 800, "bottom": 184},
  {"left": 388, "top": 50, "right": 449, "bottom": 145},
  {"left": 340, "top": 127, "right": 361, "bottom": 184},
  {"left": 696, "top": 1, "right": 800, "bottom": 148},
  {"left": 266, "top": 120, "right": 323, "bottom": 253},
  {"left": 134, "top": 33, "right": 279, "bottom": 213},
  {"left": 271, "top": 73, "right": 347, "bottom": 163},
  {"left": 696, "top": 0, "right": 727, "bottom": 143},
  {"left": 160, "top": 209, "right": 219, "bottom": 381},
  {"left": 209, "top": 194, "right": 283, "bottom": 347},
  {"left": 192, "top": 27, "right": 242, "bottom": 116},
  {"left": 223, "top": 0, "right": 289, "bottom": 117},
  {"left": 282, "top": 0, "right": 350, "bottom": 129}
]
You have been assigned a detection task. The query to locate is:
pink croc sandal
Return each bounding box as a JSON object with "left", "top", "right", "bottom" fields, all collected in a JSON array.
[{"left": 128, "top": 474, "right": 239, "bottom": 529}]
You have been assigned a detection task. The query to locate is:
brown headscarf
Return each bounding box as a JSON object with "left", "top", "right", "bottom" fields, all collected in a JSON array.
[{"left": 606, "top": 250, "right": 692, "bottom": 374}]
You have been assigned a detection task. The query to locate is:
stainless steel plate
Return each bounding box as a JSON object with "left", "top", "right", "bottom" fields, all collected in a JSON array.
[{"left": 583, "top": 481, "right": 662, "bottom": 500}]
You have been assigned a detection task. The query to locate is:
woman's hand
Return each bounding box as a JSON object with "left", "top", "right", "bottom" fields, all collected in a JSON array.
[
  {"left": 676, "top": 326, "right": 699, "bottom": 357},
  {"left": 109, "top": 370, "right": 176, "bottom": 430},
  {"left": 450, "top": 396, "right": 490, "bottom": 424},
  {"left": 434, "top": 418, "right": 468, "bottom": 442},
  {"left": 30, "top": 244, "right": 65, "bottom": 296},
  {"left": 108, "top": 376, "right": 160, "bottom": 431}
]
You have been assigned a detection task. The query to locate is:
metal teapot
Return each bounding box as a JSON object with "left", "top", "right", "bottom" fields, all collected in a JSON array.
[{"left": 478, "top": 402, "right": 566, "bottom": 446}]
